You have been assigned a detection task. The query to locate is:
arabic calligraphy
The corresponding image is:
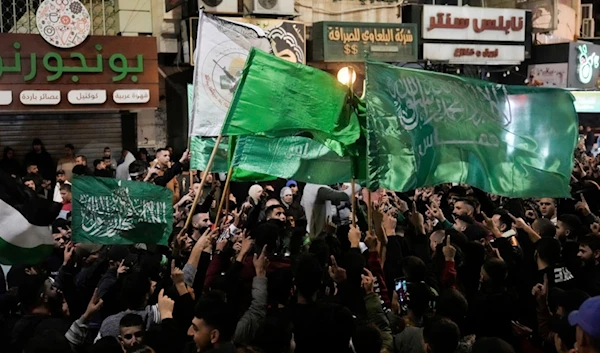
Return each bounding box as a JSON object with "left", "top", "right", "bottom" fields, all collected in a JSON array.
[
  {"left": 328, "top": 27, "right": 414, "bottom": 45},
  {"left": 113, "top": 89, "right": 150, "bottom": 104},
  {"left": 454, "top": 47, "right": 498, "bottom": 58},
  {"left": 19, "top": 90, "right": 61, "bottom": 105},
  {"left": 0, "top": 42, "right": 145, "bottom": 82},
  {"left": 67, "top": 90, "right": 107, "bottom": 104},
  {"left": 426, "top": 12, "right": 524, "bottom": 34}
]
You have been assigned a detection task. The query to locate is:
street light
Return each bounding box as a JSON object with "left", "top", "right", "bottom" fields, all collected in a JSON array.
[{"left": 337, "top": 66, "right": 357, "bottom": 86}]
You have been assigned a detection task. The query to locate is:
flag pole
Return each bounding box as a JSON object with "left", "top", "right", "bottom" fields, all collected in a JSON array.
[
  {"left": 183, "top": 134, "right": 223, "bottom": 231},
  {"left": 367, "top": 189, "right": 372, "bottom": 233},
  {"left": 348, "top": 65, "right": 357, "bottom": 228},
  {"left": 351, "top": 179, "right": 356, "bottom": 227},
  {"left": 215, "top": 163, "right": 234, "bottom": 226}
]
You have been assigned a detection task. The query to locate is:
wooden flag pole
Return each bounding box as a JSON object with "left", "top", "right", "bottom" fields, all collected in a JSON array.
[
  {"left": 351, "top": 179, "right": 356, "bottom": 227},
  {"left": 367, "top": 189, "right": 372, "bottom": 233},
  {"left": 183, "top": 134, "right": 223, "bottom": 231},
  {"left": 214, "top": 163, "right": 234, "bottom": 226}
]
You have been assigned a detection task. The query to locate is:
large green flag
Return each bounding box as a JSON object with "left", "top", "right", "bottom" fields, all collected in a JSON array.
[
  {"left": 231, "top": 136, "right": 353, "bottom": 184},
  {"left": 190, "top": 136, "right": 229, "bottom": 173},
  {"left": 366, "top": 61, "right": 578, "bottom": 198},
  {"left": 72, "top": 176, "right": 173, "bottom": 245},
  {"left": 221, "top": 48, "right": 360, "bottom": 154}
]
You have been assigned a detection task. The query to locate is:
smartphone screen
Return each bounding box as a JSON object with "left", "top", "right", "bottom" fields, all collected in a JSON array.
[{"left": 394, "top": 277, "right": 408, "bottom": 303}]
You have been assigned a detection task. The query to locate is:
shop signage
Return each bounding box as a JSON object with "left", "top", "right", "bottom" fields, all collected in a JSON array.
[
  {"left": 577, "top": 44, "right": 599, "bottom": 84},
  {"left": 0, "top": 91, "right": 11, "bottom": 105},
  {"left": 312, "top": 21, "right": 418, "bottom": 62},
  {"left": 36, "top": 0, "right": 90, "bottom": 49},
  {"left": 423, "top": 43, "right": 524, "bottom": 65},
  {"left": 422, "top": 5, "right": 526, "bottom": 42},
  {"left": 0, "top": 33, "right": 158, "bottom": 111},
  {"left": 189, "top": 18, "right": 307, "bottom": 65},
  {"left": 527, "top": 63, "right": 568, "bottom": 88},
  {"left": 571, "top": 91, "right": 600, "bottom": 113}
]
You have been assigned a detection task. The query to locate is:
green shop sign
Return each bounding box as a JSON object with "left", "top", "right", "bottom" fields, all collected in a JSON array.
[{"left": 312, "top": 21, "right": 418, "bottom": 63}]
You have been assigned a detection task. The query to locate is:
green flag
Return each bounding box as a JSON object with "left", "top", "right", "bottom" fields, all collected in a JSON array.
[
  {"left": 190, "top": 136, "right": 229, "bottom": 172},
  {"left": 366, "top": 61, "right": 578, "bottom": 198},
  {"left": 72, "top": 176, "right": 173, "bottom": 245},
  {"left": 221, "top": 48, "right": 360, "bottom": 154},
  {"left": 231, "top": 136, "right": 353, "bottom": 184}
]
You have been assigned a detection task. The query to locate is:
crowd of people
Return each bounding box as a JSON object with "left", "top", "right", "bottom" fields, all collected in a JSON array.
[{"left": 0, "top": 135, "right": 599, "bottom": 353}]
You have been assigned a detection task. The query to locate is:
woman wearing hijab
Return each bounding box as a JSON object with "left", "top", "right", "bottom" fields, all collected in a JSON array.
[{"left": 280, "top": 186, "right": 306, "bottom": 230}]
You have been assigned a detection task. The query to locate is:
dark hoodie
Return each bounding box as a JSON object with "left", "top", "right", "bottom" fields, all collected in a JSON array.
[
  {"left": 0, "top": 147, "right": 20, "bottom": 177},
  {"left": 10, "top": 314, "right": 71, "bottom": 353},
  {"left": 23, "top": 139, "right": 55, "bottom": 183}
]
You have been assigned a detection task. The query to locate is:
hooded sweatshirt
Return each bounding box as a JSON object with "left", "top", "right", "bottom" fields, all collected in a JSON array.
[{"left": 116, "top": 152, "right": 136, "bottom": 180}]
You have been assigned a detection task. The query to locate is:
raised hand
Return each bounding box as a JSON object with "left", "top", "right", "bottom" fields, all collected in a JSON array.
[
  {"left": 361, "top": 268, "right": 375, "bottom": 294},
  {"left": 442, "top": 235, "right": 456, "bottom": 262},
  {"left": 328, "top": 255, "right": 347, "bottom": 284},
  {"left": 253, "top": 245, "right": 269, "bottom": 277},
  {"left": 82, "top": 288, "right": 104, "bottom": 320}
]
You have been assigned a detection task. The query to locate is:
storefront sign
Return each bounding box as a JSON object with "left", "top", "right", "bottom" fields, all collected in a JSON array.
[
  {"left": 527, "top": 63, "right": 568, "bottom": 88},
  {"left": 36, "top": 0, "right": 90, "bottom": 49},
  {"left": 0, "top": 91, "right": 12, "bottom": 105},
  {"left": 577, "top": 44, "right": 599, "bottom": 84},
  {"left": 423, "top": 43, "right": 524, "bottom": 65},
  {"left": 19, "top": 90, "right": 61, "bottom": 105},
  {"left": 422, "top": 5, "right": 526, "bottom": 42},
  {"left": 571, "top": 91, "right": 600, "bottom": 113},
  {"left": 312, "top": 22, "right": 418, "bottom": 62},
  {"left": 190, "top": 18, "right": 307, "bottom": 65},
  {"left": 0, "top": 34, "right": 158, "bottom": 111},
  {"left": 67, "top": 90, "right": 107, "bottom": 105},
  {"left": 113, "top": 89, "right": 151, "bottom": 104}
]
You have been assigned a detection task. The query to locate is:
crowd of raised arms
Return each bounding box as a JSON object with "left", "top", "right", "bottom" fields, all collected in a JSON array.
[{"left": 1, "top": 136, "right": 600, "bottom": 353}]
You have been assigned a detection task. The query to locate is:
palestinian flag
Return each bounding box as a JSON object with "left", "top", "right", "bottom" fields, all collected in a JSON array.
[{"left": 0, "top": 171, "right": 62, "bottom": 265}]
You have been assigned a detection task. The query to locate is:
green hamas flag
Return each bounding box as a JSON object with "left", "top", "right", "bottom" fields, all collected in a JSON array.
[
  {"left": 190, "top": 136, "right": 229, "bottom": 172},
  {"left": 366, "top": 61, "right": 578, "bottom": 198},
  {"left": 72, "top": 176, "right": 173, "bottom": 245},
  {"left": 231, "top": 136, "right": 353, "bottom": 184},
  {"left": 221, "top": 48, "right": 360, "bottom": 154}
]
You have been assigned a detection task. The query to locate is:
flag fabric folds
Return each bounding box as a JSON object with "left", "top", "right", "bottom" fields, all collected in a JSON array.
[
  {"left": 72, "top": 176, "right": 173, "bottom": 245},
  {"left": 189, "top": 10, "right": 271, "bottom": 138},
  {"left": 231, "top": 136, "right": 353, "bottom": 184},
  {"left": 221, "top": 48, "right": 361, "bottom": 152},
  {"left": 190, "top": 136, "right": 229, "bottom": 173},
  {"left": 365, "top": 61, "right": 578, "bottom": 198},
  {"left": 0, "top": 172, "right": 62, "bottom": 265}
]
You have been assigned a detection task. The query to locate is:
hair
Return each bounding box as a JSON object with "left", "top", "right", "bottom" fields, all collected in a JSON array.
[
  {"left": 471, "top": 337, "right": 515, "bottom": 353},
  {"left": 253, "top": 315, "right": 293, "bottom": 353},
  {"left": 56, "top": 170, "right": 65, "bottom": 176},
  {"left": 401, "top": 256, "right": 426, "bottom": 282},
  {"left": 436, "top": 289, "right": 468, "bottom": 330},
  {"left": 94, "top": 159, "right": 103, "bottom": 168},
  {"left": 120, "top": 313, "right": 144, "bottom": 329},
  {"left": 536, "top": 237, "right": 563, "bottom": 265},
  {"left": 493, "top": 209, "right": 514, "bottom": 231},
  {"left": 265, "top": 204, "right": 284, "bottom": 220},
  {"left": 454, "top": 214, "right": 475, "bottom": 225},
  {"left": 194, "top": 292, "right": 237, "bottom": 342},
  {"left": 155, "top": 148, "right": 168, "bottom": 155},
  {"left": 579, "top": 234, "right": 600, "bottom": 252},
  {"left": 3, "top": 146, "right": 14, "bottom": 157},
  {"left": 76, "top": 155, "right": 87, "bottom": 163},
  {"left": 352, "top": 323, "right": 383, "bottom": 353},
  {"left": 120, "top": 272, "right": 151, "bottom": 311},
  {"left": 558, "top": 214, "right": 583, "bottom": 237},
  {"left": 18, "top": 274, "right": 48, "bottom": 312},
  {"left": 309, "top": 237, "right": 330, "bottom": 266},
  {"left": 267, "top": 268, "right": 294, "bottom": 307},
  {"left": 52, "top": 218, "right": 70, "bottom": 234},
  {"left": 293, "top": 253, "right": 323, "bottom": 300},
  {"left": 60, "top": 184, "right": 71, "bottom": 193},
  {"left": 422, "top": 317, "right": 460, "bottom": 353},
  {"left": 455, "top": 198, "right": 476, "bottom": 211},
  {"left": 129, "top": 161, "right": 148, "bottom": 176},
  {"left": 482, "top": 258, "right": 508, "bottom": 285},
  {"left": 72, "top": 165, "right": 91, "bottom": 176},
  {"left": 104, "top": 147, "right": 111, "bottom": 151},
  {"left": 65, "top": 144, "right": 75, "bottom": 150},
  {"left": 90, "top": 337, "right": 123, "bottom": 353},
  {"left": 534, "top": 218, "right": 557, "bottom": 238},
  {"left": 407, "top": 282, "right": 434, "bottom": 319},
  {"left": 23, "top": 330, "right": 71, "bottom": 353}
]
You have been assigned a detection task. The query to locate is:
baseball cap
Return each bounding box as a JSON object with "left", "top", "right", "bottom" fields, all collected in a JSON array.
[
  {"left": 568, "top": 296, "right": 600, "bottom": 339},
  {"left": 286, "top": 180, "right": 297, "bottom": 187}
]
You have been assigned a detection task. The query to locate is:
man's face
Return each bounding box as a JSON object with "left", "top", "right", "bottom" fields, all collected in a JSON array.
[
  {"left": 429, "top": 231, "right": 445, "bottom": 252},
  {"left": 56, "top": 174, "right": 66, "bottom": 183},
  {"left": 64, "top": 147, "right": 73, "bottom": 157},
  {"left": 287, "top": 216, "right": 296, "bottom": 228},
  {"left": 27, "top": 165, "right": 38, "bottom": 174},
  {"left": 103, "top": 159, "right": 111, "bottom": 168},
  {"left": 119, "top": 325, "right": 144, "bottom": 350},
  {"left": 290, "top": 185, "right": 298, "bottom": 195},
  {"left": 492, "top": 214, "right": 505, "bottom": 232},
  {"left": 578, "top": 244, "right": 598, "bottom": 266},
  {"left": 556, "top": 221, "right": 569, "bottom": 240},
  {"left": 75, "top": 156, "right": 86, "bottom": 166},
  {"left": 157, "top": 151, "right": 170, "bottom": 167},
  {"left": 24, "top": 180, "right": 36, "bottom": 190},
  {"left": 539, "top": 198, "right": 556, "bottom": 218},
  {"left": 52, "top": 232, "right": 67, "bottom": 249},
  {"left": 447, "top": 194, "right": 459, "bottom": 207},
  {"left": 60, "top": 190, "right": 72, "bottom": 203},
  {"left": 188, "top": 318, "right": 215, "bottom": 352},
  {"left": 453, "top": 219, "right": 468, "bottom": 232},
  {"left": 6, "top": 149, "right": 13, "bottom": 159},
  {"left": 283, "top": 191, "right": 293, "bottom": 205},
  {"left": 33, "top": 144, "right": 41, "bottom": 153},
  {"left": 194, "top": 212, "right": 211, "bottom": 229},
  {"left": 190, "top": 183, "right": 201, "bottom": 197},
  {"left": 96, "top": 162, "right": 105, "bottom": 170},
  {"left": 269, "top": 207, "right": 286, "bottom": 222},
  {"left": 453, "top": 201, "right": 472, "bottom": 217},
  {"left": 104, "top": 149, "right": 111, "bottom": 158}
]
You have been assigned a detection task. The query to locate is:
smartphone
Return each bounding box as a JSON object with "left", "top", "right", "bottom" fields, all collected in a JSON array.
[{"left": 394, "top": 277, "right": 408, "bottom": 303}]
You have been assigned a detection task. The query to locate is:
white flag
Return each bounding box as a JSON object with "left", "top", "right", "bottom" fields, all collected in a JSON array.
[{"left": 190, "top": 10, "right": 272, "bottom": 137}]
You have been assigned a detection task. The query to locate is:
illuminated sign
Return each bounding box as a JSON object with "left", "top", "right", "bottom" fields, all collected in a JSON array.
[{"left": 577, "top": 44, "right": 599, "bottom": 84}]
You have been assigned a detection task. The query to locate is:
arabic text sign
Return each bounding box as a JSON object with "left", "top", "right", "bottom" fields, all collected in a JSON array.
[
  {"left": 423, "top": 43, "right": 524, "bottom": 65},
  {"left": 422, "top": 5, "right": 526, "bottom": 42},
  {"left": 527, "top": 63, "right": 568, "bottom": 88},
  {"left": 312, "top": 21, "right": 418, "bottom": 62}
]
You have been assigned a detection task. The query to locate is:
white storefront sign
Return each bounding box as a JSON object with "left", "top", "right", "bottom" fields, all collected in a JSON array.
[
  {"left": 19, "top": 90, "right": 61, "bottom": 105},
  {"left": 67, "top": 90, "right": 107, "bottom": 105},
  {"left": 423, "top": 43, "right": 524, "bottom": 65},
  {"left": 527, "top": 63, "right": 568, "bottom": 88},
  {"left": 0, "top": 91, "right": 12, "bottom": 105},
  {"left": 422, "top": 5, "right": 526, "bottom": 42}
]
